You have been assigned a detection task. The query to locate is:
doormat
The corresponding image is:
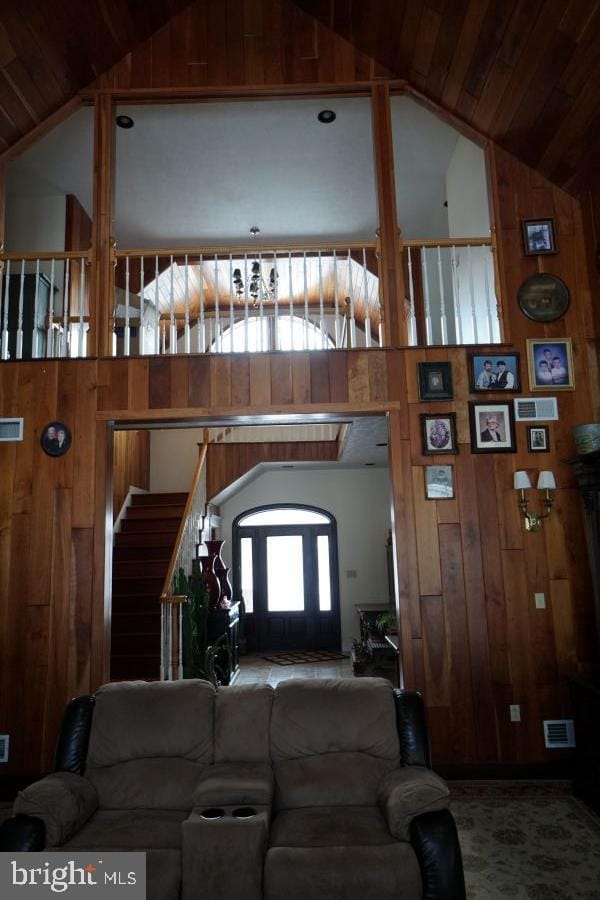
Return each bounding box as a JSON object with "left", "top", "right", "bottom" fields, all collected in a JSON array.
[{"left": 261, "top": 650, "right": 349, "bottom": 666}]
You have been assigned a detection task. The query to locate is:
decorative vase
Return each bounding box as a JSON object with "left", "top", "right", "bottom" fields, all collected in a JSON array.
[
  {"left": 198, "top": 553, "right": 221, "bottom": 610},
  {"left": 205, "top": 540, "right": 232, "bottom": 608}
]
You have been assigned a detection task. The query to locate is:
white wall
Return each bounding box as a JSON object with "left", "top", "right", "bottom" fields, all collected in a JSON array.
[
  {"left": 150, "top": 428, "right": 205, "bottom": 492},
  {"left": 218, "top": 466, "right": 393, "bottom": 651},
  {"left": 445, "top": 137, "right": 490, "bottom": 236}
]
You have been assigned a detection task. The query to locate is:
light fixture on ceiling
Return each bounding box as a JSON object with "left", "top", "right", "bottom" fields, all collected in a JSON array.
[
  {"left": 514, "top": 470, "right": 556, "bottom": 531},
  {"left": 232, "top": 259, "right": 278, "bottom": 306},
  {"left": 317, "top": 109, "right": 336, "bottom": 124},
  {"left": 116, "top": 114, "right": 135, "bottom": 129}
]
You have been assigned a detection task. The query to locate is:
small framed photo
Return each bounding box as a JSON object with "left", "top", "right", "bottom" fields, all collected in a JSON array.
[
  {"left": 40, "top": 421, "right": 72, "bottom": 457},
  {"left": 527, "top": 425, "right": 549, "bottom": 453},
  {"left": 469, "top": 352, "right": 521, "bottom": 393},
  {"left": 425, "top": 465, "right": 454, "bottom": 500},
  {"left": 522, "top": 218, "right": 557, "bottom": 256},
  {"left": 469, "top": 402, "right": 516, "bottom": 453},
  {"left": 420, "top": 413, "right": 458, "bottom": 456},
  {"left": 418, "top": 361, "right": 453, "bottom": 401},
  {"left": 526, "top": 338, "right": 574, "bottom": 391}
]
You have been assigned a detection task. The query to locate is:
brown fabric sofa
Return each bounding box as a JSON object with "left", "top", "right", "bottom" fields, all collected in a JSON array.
[{"left": 0, "top": 678, "right": 465, "bottom": 900}]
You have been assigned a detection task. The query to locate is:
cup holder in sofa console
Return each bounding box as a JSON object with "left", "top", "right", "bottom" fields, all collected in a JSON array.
[
  {"left": 200, "top": 808, "right": 225, "bottom": 819},
  {"left": 232, "top": 807, "right": 256, "bottom": 818}
]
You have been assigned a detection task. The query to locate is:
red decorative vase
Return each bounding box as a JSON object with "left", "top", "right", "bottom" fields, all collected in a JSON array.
[
  {"left": 198, "top": 553, "right": 221, "bottom": 610},
  {"left": 205, "top": 540, "right": 232, "bottom": 609}
]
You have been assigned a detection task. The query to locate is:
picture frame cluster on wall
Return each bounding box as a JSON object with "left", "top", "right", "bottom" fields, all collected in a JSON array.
[
  {"left": 424, "top": 465, "right": 454, "bottom": 500},
  {"left": 417, "top": 361, "right": 453, "bottom": 401},
  {"left": 468, "top": 402, "right": 516, "bottom": 453},
  {"left": 469, "top": 353, "right": 521, "bottom": 392},
  {"left": 522, "top": 217, "right": 557, "bottom": 256},
  {"left": 526, "top": 338, "right": 574, "bottom": 391},
  {"left": 420, "top": 413, "right": 458, "bottom": 456}
]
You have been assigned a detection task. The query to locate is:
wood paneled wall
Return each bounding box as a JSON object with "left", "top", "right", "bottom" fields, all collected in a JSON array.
[
  {"left": 112, "top": 430, "right": 150, "bottom": 521},
  {"left": 206, "top": 440, "right": 338, "bottom": 499}
]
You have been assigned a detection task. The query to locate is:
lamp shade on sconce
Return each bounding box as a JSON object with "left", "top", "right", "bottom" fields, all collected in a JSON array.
[
  {"left": 537, "top": 471, "right": 556, "bottom": 490},
  {"left": 514, "top": 471, "right": 532, "bottom": 490}
]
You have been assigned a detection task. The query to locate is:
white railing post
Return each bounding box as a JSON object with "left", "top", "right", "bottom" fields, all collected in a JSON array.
[
  {"left": 303, "top": 251, "right": 309, "bottom": 351},
  {"left": 273, "top": 251, "right": 279, "bottom": 351},
  {"left": 139, "top": 255, "right": 146, "bottom": 356},
  {"left": 347, "top": 249, "right": 356, "bottom": 348},
  {"left": 288, "top": 250, "right": 294, "bottom": 348},
  {"left": 436, "top": 245, "right": 448, "bottom": 345},
  {"left": 32, "top": 259, "right": 40, "bottom": 359},
  {"left": 124, "top": 254, "right": 131, "bottom": 357},
  {"left": 406, "top": 247, "right": 417, "bottom": 346},
  {"left": 61, "top": 257, "right": 70, "bottom": 358},
  {"left": 451, "top": 245, "right": 463, "bottom": 345},
  {"left": 228, "top": 253, "right": 234, "bottom": 353},
  {"left": 199, "top": 255, "right": 205, "bottom": 353},
  {"left": 467, "top": 244, "right": 479, "bottom": 344},
  {"left": 16, "top": 259, "right": 25, "bottom": 359},
  {"left": 362, "top": 247, "right": 371, "bottom": 348},
  {"left": 154, "top": 256, "right": 160, "bottom": 354},
  {"left": 184, "top": 254, "right": 190, "bottom": 354},
  {"left": 243, "top": 254, "right": 249, "bottom": 352},
  {"left": 1, "top": 259, "right": 10, "bottom": 360},
  {"left": 214, "top": 254, "right": 221, "bottom": 353},
  {"left": 420, "top": 247, "right": 432, "bottom": 346},
  {"left": 169, "top": 255, "right": 176, "bottom": 354},
  {"left": 333, "top": 249, "right": 341, "bottom": 348}
]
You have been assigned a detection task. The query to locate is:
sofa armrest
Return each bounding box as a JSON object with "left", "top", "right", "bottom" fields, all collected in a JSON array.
[
  {"left": 13, "top": 772, "right": 98, "bottom": 847},
  {"left": 393, "top": 689, "right": 431, "bottom": 768},
  {"left": 410, "top": 809, "right": 466, "bottom": 900},
  {"left": 193, "top": 763, "right": 274, "bottom": 808},
  {"left": 0, "top": 814, "right": 46, "bottom": 851},
  {"left": 378, "top": 766, "right": 449, "bottom": 841}
]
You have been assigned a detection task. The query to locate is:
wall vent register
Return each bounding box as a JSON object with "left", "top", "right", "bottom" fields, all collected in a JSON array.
[
  {"left": 543, "top": 719, "right": 575, "bottom": 749},
  {"left": 514, "top": 398, "right": 559, "bottom": 421},
  {"left": 0, "top": 418, "right": 24, "bottom": 441}
]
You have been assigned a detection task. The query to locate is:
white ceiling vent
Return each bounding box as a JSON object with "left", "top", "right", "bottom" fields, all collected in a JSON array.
[
  {"left": 543, "top": 719, "right": 575, "bottom": 749},
  {"left": 0, "top": 418, "right": 24, "bottom": 441},
  {"left": 514, "top": 398, "right": 559, "bottom": 421}
]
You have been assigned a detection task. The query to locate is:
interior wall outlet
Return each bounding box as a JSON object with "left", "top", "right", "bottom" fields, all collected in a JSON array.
[
  {"left": 510, "top": 705, "right": 521, "bottom": 722},
  {"left": 0, "top": 734, "right": 9, "bottom": 763},
  {"left": 535, "top": 592, "right": 546, "bottom": 609}
]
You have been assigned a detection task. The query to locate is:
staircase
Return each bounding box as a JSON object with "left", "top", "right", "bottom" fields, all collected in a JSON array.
[{"left": 110, "top": 492, "right": 188, "bottom": 680}]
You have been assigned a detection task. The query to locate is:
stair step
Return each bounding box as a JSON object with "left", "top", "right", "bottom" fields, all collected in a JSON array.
[
  {"left": 126, "top": 505, "right": 185, "bottom": 520},
  {"left": 121, "top": 519, "right": 180, "bottom": 534},
  {"left": 111, "top": 596, "right": 162, "bottom": 614},
  {"left": 113, "top": 559, "right": 171, "bottom": 576},
  {"left": 112, "top": 613, "right": 161, "bottom": 635},
  {"left": 111, "top": 633, "right": 161, "bottom": 656},
  {"left": 115, "top": 533, "right": 178, "bottom": 550},
  {"left": 131, "top": 493, "right": 188, "bottom": 507},
  {"left": 110, "top": 655, "right": 160, "bottom": 680},
  {"left": 113, "top": 576, "right": 165, "bottom": 595}
]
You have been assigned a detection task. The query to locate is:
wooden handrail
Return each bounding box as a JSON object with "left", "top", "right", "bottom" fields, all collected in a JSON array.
[
  {"left": 0, "top": 251, "right": 92, "bottom": 261},
  {"left": 403, "top": 237, "right": 492, "bottom": 248},
  {"left": 115, "top": 240, "right": 378, "bottom": 258},
  {"left": 160, "top": 442, "right": 208, "bottom": 602}
]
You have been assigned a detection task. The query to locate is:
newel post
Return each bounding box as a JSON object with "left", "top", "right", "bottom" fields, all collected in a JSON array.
[{"left": 90, "top": 92, "right": 115, "bottom": 358}]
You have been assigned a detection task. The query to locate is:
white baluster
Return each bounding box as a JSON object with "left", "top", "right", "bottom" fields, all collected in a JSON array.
[
  {"left": 32, "top": 259, "right": 40, "bottom": 359},
  {"left": 161, "top": 601, "right": 166, "bottom": 680},
  {"left": 258, "top": 252, "right": 264, "bottom": 352},
  {"left": 420, "top": 247, "right": 432, "bottom": 345},
  {"left": 288, "top": 250, "right": 294, "bottom": 349},
  {"left": 16, "top": 259, "right": 25, "bottom": 359},
  {"left": 124, "top": 254, "right": 131, "bottom": 357},
  {"left": 333, "top": 249, "right": 340, "bottom": 348},
  {"left": 243, "top": 254, "right": 249, "bottom": 353},
  {"left": 139, "top": 255, "right": 145, "bottom": 355},
  {"left": 363, "top": 247, "right": 371, "bottom": 348},
  {"left": 47, "top": 258, "right": 55, "bottom": 358},
  {"left": 1, "top": 259, "right": 10, "bottom": 360},
  {"left": 78, "top": 258, "right": 85, "bottom": 358},
  {"left": 347, "top": 249, "right": 356, "bottom": 348},
  {"left": 214, "top": 254, "right": 221, "bottom": 353},
  {"left": 199, "top": 255, "right": 205, "bottom": 352},
  {"left": 483, "top": 245, "right": 496, "bottom": 342},
  {"left": 169, "top": 255, "right": 176, "bottom": 353},
  {"left": 467, "top": 244, "right": 478, "bottom": 343},
  {"left": 184, "top": 254, "right": 190, "bottom": 354},
  {"left": 406, "top": 247, "right": 417, "bottom": 346},
  {"left": 436, "top": 245, "right": 448, "bottom": 345},
  {"left": 154, "top": 256, "right": 160, "bottom": 354},
  {"left": 228, "top": 254, "right": 234, "bottom": 352},
  {"left": 273, "top": 251, "right": 279, "bottom": 351},
  {"left": 451, "top": 245, "right": 463, "bottom": 344},
  {"left": 61, "top": 257, "right": 70, "bottom": 358},
  {"left": 318, "top": 250, "right": 325, "bottom": 349},
  {"left": 303, "top": 251, "right": 309, "bottom": 351}
]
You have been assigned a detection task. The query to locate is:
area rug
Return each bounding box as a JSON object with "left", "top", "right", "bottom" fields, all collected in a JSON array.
[
  {"left": 261, "top": 650, "right": 348, "bottom": 666},
  {"left": 450, "top": 781, "right": 600, "bottom": 899}
]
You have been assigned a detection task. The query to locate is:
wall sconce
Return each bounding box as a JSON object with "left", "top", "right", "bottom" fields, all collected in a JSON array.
[{"left": 514, "top": 470, "right": 556, "bottom": 532}]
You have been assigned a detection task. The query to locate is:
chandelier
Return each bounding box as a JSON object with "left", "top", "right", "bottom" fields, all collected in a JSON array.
[{"left": 232, "top": 261, "right": 278, "bottom": 306}]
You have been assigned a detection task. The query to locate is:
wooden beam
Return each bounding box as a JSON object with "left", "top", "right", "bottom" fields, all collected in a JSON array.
[
  {"left": 90, "top": 93, "right": 115, "bottom": 358},
  {"left": 371, "top": 83, "right": 407, "bottom": 346},
  {"left": 0, "top": 160, "right": 6, "bottom": 253}
]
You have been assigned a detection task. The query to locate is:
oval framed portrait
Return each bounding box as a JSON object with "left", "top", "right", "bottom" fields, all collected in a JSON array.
[
  {"left": 517, "top": 273, "right": 570, "bottom": 323},
  {"left": 41, "top": 421, "right": 72, "bottom": 457}
]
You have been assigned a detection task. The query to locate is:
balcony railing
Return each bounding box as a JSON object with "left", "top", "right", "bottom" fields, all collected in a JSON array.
[{"left": 0, "top": 252, "right": 91, "bottom": 361}]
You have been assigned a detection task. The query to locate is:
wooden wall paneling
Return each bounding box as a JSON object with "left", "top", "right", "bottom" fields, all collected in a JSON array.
[
  {"left": 291, "top": 352, "right": 311, "bottom": 405},
  {"left": 411, "top": 465, "right": 442, "bottom": 596},
  {"left": 149, "top": 357, "right": 171, "bottom": 409},
  {"left": 347, "top": 351, "right": 370, "bottom": 404},
  {"left": 327, "top": 350, "right": 349, "bottom": 403},
  {"left": 523, "top": 530, "right": 557, "bottom": 687},
  {"left": 112, "top": 430, "right": 150, "bottom": 519},
  {"left": 72, "top": 363, "right": 98, "bottom": 529},
  {"left": 188, "top": 355, "right": 211, "bottom": 408},
  {"left": 249, "top": 354, "right": 271, "bottom": 407},
  {"left": 230, "top": 355, "right": 251, "bottom": 408},
  {"left": 91, "top": 419, "right": 112, "bottom": 690},
  {"left": 70, "top": 527, "right": 94, "bottom": 696},
  {"left": 420, "top": 594, "right": 450, "bottom": 708},
  {"left": 309, "top": 352, "right": 330, "bottom": 403},
  {"left": 90, "top": 92, "right": 114, "bottom": 358},
  {"left": 270, "top": 354, "right": 293, "bottom": 405},
  {"left": 127, "top": 358, "right": 150, "bottom": 411},
  {"left": 170, "top": 356, "right": 190, "bottom": 409}
]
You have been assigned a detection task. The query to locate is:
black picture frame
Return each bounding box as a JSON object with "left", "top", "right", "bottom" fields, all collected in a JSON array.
[
  {"left": 527, "top": 425, "right": 550, "bottom": 453},
  {"left": 522, "top": 218, "right": 557, "bottom": 256},
  {"left": 468, "top": 402, "right": 516, "bottom": 454},
  {"left": 424, "top": 465, "right": 455, "bottom": 500},
  {"left": 420, "top": 413, "right": 458, "bottom": 456},
  {"left": 40, "top": 421, "right": 72, "bottom": 457},
  {"left": 417, "top": 361, "right": 453, "bottom": 401},
  {"left": 469, "top": 352, "right": 521, "bottom": 393}
]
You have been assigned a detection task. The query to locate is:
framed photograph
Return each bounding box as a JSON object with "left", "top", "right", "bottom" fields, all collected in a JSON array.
[
  {"left": 517, "top": 273, "right": 570, "bottom": 323},
  {"left": 418, "top": 361, "right": 453, "bottom": 401},
  {"left": 526, "top": 338, "right": 575, "bottom": 391},
  {"left": 469, "top": 352, "right": 521, "bottom": 393},
  {"left": 469, "top": 402, "right": 516, "bottom": 453},
  {"left": 527, "top": 425, "right": 549, "bottom": 453},
  {"left": 522, "top": 218, "right": 557, "bottom": 256},
  {"left": 425, "top": 465, "right": 454, "bottom": 500},
  {"left": 420, "top": 413, "right": 458, "bottom": 456},
  {"left": 40, "top": 421, "right": 72, "bottom": 457}
]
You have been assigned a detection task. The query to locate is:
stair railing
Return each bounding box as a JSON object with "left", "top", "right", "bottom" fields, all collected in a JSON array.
[{"left": 160, "top": 442, "right": 208, "bottom": 680}]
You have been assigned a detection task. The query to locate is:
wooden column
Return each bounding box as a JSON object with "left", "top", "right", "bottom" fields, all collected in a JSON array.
[
  {"left": 371, "top": 84, "right": 407, "bottom": 347},
  {"left": 0, "top": 160, "right": 6, "bottom": 251},
  {"left": 91, "top": 92, "right": 115, "bottom": 358}
]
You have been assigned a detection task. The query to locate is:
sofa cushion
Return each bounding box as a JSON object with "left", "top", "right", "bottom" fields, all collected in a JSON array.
[
  {"left": 215, "top": 685, "right": 274, "bottom": 762},
  {"left": 13, "top": 773, "right": 98, "bottom": 848},
  {"left": 87, "top": 680, "right": 215, "bottom": 767},
  {"left": 88, "top": 758, "right": 207, "bottom": 811},
  {"left": 269, "top": 806, "right": 396, "bottom": 848},
  {"left": 62, "top": 810, "right": 187, "bottom": 850},
  {"left": 265, "top": 845, "right": 422, "bottom": 900},
  {"left": 273, "top": 752, "right": 397, "bottom": 810},
  {"left": 270, "top": 679, "right": 399, "bottom": 761},
  {"left": 378, "top": 766, "right": 450, "bottom": 841},
  {"left": 193, "top": 763, "right": 274, "bottom": 806}
]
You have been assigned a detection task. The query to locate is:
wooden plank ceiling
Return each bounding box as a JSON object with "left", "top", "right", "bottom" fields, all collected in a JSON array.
[{"left": 0, "top": 0, "right": 599, "bottom": 194}]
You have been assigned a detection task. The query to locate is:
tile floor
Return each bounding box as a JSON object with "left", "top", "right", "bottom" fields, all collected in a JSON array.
[{"left": 234, "top": 652, "right": 353, "bottom": 686}]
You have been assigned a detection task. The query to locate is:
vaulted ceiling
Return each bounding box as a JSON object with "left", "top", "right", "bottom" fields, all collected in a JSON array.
[{"left": 0, "top": 0, "right": 599, "bottom": 194}]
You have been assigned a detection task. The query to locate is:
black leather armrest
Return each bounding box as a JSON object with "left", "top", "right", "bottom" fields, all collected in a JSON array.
[
  {"left": 0, "top": 814, "right": 46, "bottom": 851},
  {"left": 410, "top": 809, "right": 466, "bottom": 900},
  {"left": 54, "top": 694, "right": 95, "bottom": 775},
  {"left": 393, "top": 689, "right": 431, "bottom": 768}
]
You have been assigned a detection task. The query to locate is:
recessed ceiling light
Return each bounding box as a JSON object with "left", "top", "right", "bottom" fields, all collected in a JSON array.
[
  {"left": 249, "top": 226, "right": 260, "bottom": 236},
  {"left": 317, "top": 109, "right": 336, "bottom": 124},
  {"left": 364, "top": 462, "right": 375, "bottom": 467},
  {"left": 116, "top": 115, "right": 134, "bottom": 129}
]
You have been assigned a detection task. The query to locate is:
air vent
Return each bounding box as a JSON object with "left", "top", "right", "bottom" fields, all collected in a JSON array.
[
  {"left": 543, "top": 719, "right": 575, "bottom": 749},
  {"left": 514, "top": 398, "right": 559, "bottom": 421},
  {"left": 0, "top": 734, "right": 9, "bottom": 763},
  {"left": 0, "top": 418, "right": 24, "bottom": 441}
]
